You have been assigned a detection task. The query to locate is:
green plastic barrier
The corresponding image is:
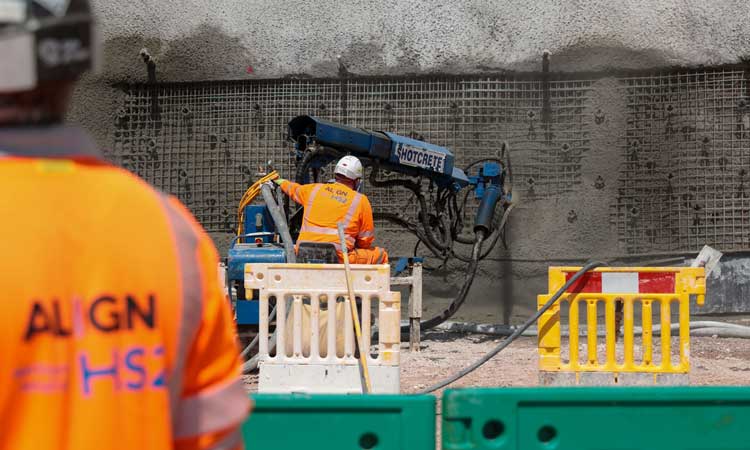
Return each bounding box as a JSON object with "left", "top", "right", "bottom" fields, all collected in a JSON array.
[
  {"left": 243, "top": 394, "right": 435, "bottom": 450},
  {"left": 443, "top": 387, "right": 750, "bottom": 450}
]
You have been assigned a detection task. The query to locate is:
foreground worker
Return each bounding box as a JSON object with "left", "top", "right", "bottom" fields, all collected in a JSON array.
[
  {"left": 274, "top": 155, "right": 389, "bottom": 264},
  {"left": 0, "top": 2, "right": 249, "bottom": 449}
]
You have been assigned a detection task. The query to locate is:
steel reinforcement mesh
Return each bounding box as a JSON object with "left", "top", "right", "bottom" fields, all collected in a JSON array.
[
  {"left": 110, "top": 68, "right": 750, "bottom": 253},
  {"left": 111, "top": 81, "right": 342, "bottom": 231},
  {"left": 612, "top": 69, "right": 750, "bottom": 253},
  {"left": 111, "top": 76, "right": 592, "bottom": 232}
]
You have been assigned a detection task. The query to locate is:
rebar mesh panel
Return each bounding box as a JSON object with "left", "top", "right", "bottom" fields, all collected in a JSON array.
[
  {"left": 458, "top": 78, "right": 592, "bottom": 198},
  {"left": 612, "top": 69, "right": 750, "bottom": 253},
  {"left": 111, "top": 76, "right": 593, "bottom": 232},
  {"left": 111, "top": 81, "right": 342, "bottom": 231},
  {"left": 109, "top": 70, "right": 750, "bottom": 253},
  {"left": 346, "top": 78, "right": 462, "bottom": 227},
  {"left": 345, "top": 77, "right": 593, "bottom": 230}
]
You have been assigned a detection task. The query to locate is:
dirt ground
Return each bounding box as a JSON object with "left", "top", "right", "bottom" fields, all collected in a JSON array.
[{"left": 243, "top": 331, "right": 750, "bottom": 394}]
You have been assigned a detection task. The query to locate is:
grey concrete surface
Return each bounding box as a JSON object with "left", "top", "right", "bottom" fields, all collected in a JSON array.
[{"left": 87, "top": 0, "right": 750, "bottom": 82}]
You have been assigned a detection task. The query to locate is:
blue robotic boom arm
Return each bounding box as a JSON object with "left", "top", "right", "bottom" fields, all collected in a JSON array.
[
  {"left": 288, "top": 115, "right": 507, "bottom": 233},
  {"left": 288, "top": 115, "right": 470, "bottom": 189}
]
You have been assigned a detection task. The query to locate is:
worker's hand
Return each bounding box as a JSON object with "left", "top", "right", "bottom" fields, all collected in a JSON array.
[
  {"left": 262, "top": 180, "right": 276, "bottom": 190},
  {"left": 273, "top": 178, "right": 286, "bottom": 186}
]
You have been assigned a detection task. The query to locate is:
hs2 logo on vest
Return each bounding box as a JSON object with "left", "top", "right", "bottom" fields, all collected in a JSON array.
[
  {"left": 324, "top": 185, "right": 349, "bottom": 204},
  {"left": 18, "top": 294, "right": 165, "bottom": 395}
]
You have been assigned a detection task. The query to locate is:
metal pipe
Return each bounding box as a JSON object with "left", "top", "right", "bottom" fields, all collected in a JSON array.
[
  {"left": 242, "top": 184, "right": 296, "bottom": 373},
  {"left": 261, "top": 183, "right": 295, "bottom": 263},
  {"left": 432, "top": 320, "right": 750, "bottom": 338}
]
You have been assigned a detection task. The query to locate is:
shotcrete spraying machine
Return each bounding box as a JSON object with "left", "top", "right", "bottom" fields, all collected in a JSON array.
[{"left": 226, "top": 115, "right": 513, "bottom": 369}]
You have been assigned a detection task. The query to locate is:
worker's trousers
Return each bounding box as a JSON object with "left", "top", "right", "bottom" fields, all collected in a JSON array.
[
  {"left": 283, "top": 298, "right": 377, "bottom": 358},
  {"left": 283, "top": 246, "right": 387, "bottom": 357},
  {"left": 346, "top": 246, "right": 389, "bottom": 264}
]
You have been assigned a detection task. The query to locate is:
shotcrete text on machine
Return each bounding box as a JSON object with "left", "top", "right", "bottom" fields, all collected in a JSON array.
[{"left": 226, "top": 115, "right": 513, "bottom": 372}]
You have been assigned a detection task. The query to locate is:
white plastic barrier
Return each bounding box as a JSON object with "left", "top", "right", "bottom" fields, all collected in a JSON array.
[{"left": 245, "top": 263, "right": 401, "bottom": 394}]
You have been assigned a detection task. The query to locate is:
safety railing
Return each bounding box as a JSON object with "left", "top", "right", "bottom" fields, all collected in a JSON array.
[
  {"left": 243, "top": 394, "right": 435, "bottom": 450},
  {"left": 537, "top": 266, "right": 706, "bottom": 384},
  {"left": 442, "top": 387, "right": 750, "bottom": 450},
  {"left": 245, "top": 262, "right": 401, "bottom": 393},
  {"left": 239, "top": 388, "right": 750, "bottom": 450}
]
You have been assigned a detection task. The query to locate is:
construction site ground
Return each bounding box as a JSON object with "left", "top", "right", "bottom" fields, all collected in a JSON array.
[
  {"left": 242, "top": 332, "right": 750, "bottom": 394},
  {"left": 241, "top": 330, "right": 750, "bottom": 446}
]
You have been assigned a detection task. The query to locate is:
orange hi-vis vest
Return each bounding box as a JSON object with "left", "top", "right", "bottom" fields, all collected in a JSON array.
[
  {"left": 280, "top": 180, "right": 381, "bottom": 258},
  {"left": 0, "top": 126, "right": 249, "bottom": 450}
]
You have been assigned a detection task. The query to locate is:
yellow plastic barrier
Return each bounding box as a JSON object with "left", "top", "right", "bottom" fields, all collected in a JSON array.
[{"left": 537, "top": 266, "right": 706, "bottom": 385}]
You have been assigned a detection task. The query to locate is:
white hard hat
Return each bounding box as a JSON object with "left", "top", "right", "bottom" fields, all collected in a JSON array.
[{"left": 334, "top": 155, "right": 363, "bottom": 180}]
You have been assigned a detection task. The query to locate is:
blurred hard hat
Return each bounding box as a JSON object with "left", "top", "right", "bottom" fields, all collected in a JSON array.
[{"left": 0, "top": 0, "right": 97, "bottom": 93}]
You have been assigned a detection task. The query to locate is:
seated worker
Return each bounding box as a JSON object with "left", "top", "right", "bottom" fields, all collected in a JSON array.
[
  {"left": 272, "top": 156, "right": 388, "bottom": 358},
  {"left": 274, "top": 155, "right": 388, "bottom": 264}
]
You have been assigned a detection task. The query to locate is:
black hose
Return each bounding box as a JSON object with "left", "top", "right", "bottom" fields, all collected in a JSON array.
[
  {"left": 419, "top": 260, "right": 605, "bottom": 393},
  {"left": 294, "top": 147, "right": 342, "bottom": 185},
  {"left": 451, "top": 203, "right": 515, "bottom": 263},
  {"left": 375, "top": 212, "right": 446, "bottom": 259},
  {"left": 368, "top": 164, "right": 452, "bottom": 254},
  {"left": 239, "top": 305, "right": 276, "bottom": 359},
  {"left": 454, "top": 188, "right": 476, "bottom": 245},
  {"left": 291, "top": 147, "right": 512, "bottom": 337},
  {"left": 401, "top": 231, "right": 487, "bottom": 333}
]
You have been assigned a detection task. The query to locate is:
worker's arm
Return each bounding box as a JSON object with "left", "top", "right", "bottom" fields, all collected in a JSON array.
[
  {"left": 278, "top": 180, "right": 309, "bottom": 205},
  {"left": 165, "top": 197, "right": 250, "bottom": 450},
  {"left": 355, "top": 195, "right": 376, "bottom": 249}
]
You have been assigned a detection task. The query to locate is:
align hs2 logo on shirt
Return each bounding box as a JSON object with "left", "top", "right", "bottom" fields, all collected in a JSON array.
[{"left": 17, "top": 294, "right": 165, "bottom": 396}]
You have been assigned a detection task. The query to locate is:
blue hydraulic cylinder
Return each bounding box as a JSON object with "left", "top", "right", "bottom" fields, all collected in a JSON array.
[
  {"left": 471, "top": 162, "right": 504, "bottom": 234},
  {"left": 227, "top": 242, "right": 286, "bottom": 285},
  {"left": 474, "top": 184, "right": 502, "bottom": 234}
]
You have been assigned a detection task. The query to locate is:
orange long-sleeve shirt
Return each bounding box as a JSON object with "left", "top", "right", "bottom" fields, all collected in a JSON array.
[{"left": 280, "top": 180, "right": 376, "bottom": 253}]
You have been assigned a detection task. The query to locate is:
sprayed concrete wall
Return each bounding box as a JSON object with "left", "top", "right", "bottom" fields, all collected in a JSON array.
[
  {"left": 68, "top": 0, "right": 750, "bottom": 322},
  {"left": 83, "top": 0, "right": 750, "bottom": 81}
]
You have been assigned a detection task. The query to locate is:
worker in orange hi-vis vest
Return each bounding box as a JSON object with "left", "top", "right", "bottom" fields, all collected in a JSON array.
[
  {"left": 272, "top": 156, "right": 388, "bottom": 357},
  {"left": 273, "top": 155, "right": 389, "bottom": 265},
  {"left": 0, "top": 2, "right": 250, "bottom": 450}
]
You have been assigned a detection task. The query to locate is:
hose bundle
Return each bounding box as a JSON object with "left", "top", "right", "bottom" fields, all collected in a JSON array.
[
  {"left": 236, "top": 171, "right": 279, "bottom": 236},
  {"left": 291, "top": 144, "right": 515, "bottom": 334}
]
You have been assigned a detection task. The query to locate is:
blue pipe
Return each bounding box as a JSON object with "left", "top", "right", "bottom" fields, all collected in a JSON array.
[{"left": 474, "top": 184, "right": 502, "bottom": 234}]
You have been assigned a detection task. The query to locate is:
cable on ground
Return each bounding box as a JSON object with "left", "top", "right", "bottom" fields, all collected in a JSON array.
[{"left": 419, "top": 260, "right": 605, "bottom": 394}]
